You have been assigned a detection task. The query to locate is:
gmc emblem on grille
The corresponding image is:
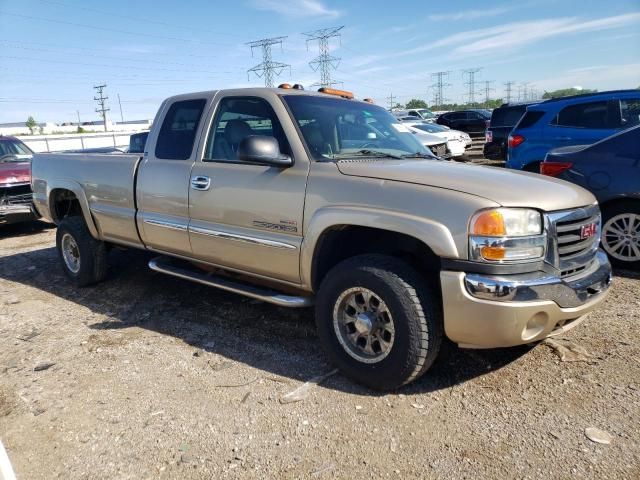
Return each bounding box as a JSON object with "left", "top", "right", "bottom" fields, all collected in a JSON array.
[{"left": 581, "top": 223, "right": 597, "bottom": 240}]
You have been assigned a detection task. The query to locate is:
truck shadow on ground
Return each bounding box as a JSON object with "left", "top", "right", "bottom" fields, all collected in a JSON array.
[
  {"left": 0, "top": 221, "right": 54, "bottom": 239},
  {"left": 0, "top": 245, "right": 533, "bottom": 396}
]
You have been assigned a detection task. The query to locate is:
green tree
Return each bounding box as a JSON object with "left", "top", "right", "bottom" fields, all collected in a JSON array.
[
  {"left": 542, "top": 88, "right": 597, "bottom": 99},
  {"left": 405, "top": 99, "right": 429, "bottom": 109},
  {"left": 25, "top": 116, "right": 37, "bottom": 135}
]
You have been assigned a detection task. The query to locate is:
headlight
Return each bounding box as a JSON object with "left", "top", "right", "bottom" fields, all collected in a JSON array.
[{"left": 469, "top": 208, "right": 546, "bottom": 262}]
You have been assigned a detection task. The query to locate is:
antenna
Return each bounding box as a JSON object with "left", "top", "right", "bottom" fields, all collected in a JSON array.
[
  {"left": 246, "top": 36, "right": 290, "bottom": 87},
  {"left": 302, "top": 26, "right": 344, "bottom": 88}
]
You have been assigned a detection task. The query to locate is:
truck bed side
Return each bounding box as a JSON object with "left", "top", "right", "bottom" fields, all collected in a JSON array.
[{"left": 31, "top": 153, "right": 144, "bottom": 247}]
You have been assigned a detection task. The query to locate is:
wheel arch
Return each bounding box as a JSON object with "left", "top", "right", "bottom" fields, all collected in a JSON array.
[
  {"left": 47, "top": 180, "right": 99, "bottom": 238},
  {"left": 301, "top": 206, "right": 458, "bottom": 291}
]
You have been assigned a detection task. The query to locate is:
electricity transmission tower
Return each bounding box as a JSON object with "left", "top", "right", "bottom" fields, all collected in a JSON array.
[
  {"left": 504, "top": 81, "right": 516, "bottom": 103},
  {"left": 303, "top": 26, "right": 344, "bottom": 88},
  {"left": 93, "top": 84, "right": 109, "bottom": 132},
  {"left": 521, "top": 82, "right": 532, "bottom": 102},
  {"left": 246, "top": 36, "right": 290, "bottom": 87},
  {"left": 431, "top": 71, "right": 451, "bottom": 108},
  {"left": 462, "top": 68, "right": 482, "bottom": 106},
  {"left": 483, "top": 80, "right": 494, "bottom": 107}
]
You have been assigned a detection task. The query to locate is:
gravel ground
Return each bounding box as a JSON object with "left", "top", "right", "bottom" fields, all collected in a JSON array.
[{"left": 1, "top": 222, "right": 639, "bottom": 479}]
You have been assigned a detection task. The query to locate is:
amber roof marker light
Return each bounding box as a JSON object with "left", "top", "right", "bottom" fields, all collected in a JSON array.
[{"left": 317, "top": 87, "right": 354, "bottom": 99}]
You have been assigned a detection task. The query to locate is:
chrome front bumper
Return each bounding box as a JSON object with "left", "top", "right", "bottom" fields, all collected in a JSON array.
[
  {"left": 464, "top": 250, "right": 612, "bottom": 308},
  {"left": 440, "top": 250, "right": 612, "bottom": 349},
  {"left": 0, "top": 204, "right": 38, "bottom": 225}
]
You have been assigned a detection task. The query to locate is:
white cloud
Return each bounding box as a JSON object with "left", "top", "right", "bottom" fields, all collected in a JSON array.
[
  {"left": 533, "top": 63, "right": 640, "bottom": 91},
  {"left": 427, "top": 6, "right": 513, "bottom": 22},
  {"left": 249, "top": 0, "right": 341, "bottom": 18}
]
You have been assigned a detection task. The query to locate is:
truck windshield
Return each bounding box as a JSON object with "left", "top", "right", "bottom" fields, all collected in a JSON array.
[
  {"left": 283, "top": 95, "right": 431, "bottom": 161},
  {"left": 0, "top": 139, "right": 33, "bottom": 161}
]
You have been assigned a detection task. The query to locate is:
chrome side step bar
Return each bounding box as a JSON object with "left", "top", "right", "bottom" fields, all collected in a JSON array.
[{"left": 148, "top": 256, "right": 313, "bottom": 308}]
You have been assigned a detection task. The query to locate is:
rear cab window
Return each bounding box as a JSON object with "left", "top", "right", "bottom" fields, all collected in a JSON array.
[{"left": 155, "top": 99, "right": 207, "bottom": 160}]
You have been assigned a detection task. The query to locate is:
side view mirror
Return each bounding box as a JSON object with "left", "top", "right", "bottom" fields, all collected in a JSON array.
[{"left": 237, "top": 135, "right": 292, "bottom": 167}]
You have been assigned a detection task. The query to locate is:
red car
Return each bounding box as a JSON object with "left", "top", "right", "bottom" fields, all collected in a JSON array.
[{"left": 0, "top": 136, "right": 37, "bottom": 225}]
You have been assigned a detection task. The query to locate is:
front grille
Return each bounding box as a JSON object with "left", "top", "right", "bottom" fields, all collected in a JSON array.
[
  {"left": 547, "top": 205, "right": 601, "bottom": 278},
  {"left": 429, "top": 143, "right": 447, "bottom": 157},
  {"left": 0, "top": 184, "right": 33, "bottom": 206}
]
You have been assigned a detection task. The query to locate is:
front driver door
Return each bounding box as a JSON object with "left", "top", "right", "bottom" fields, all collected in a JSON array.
[{"left": 188, "top": 94, "right": 309, "bottom": 284}]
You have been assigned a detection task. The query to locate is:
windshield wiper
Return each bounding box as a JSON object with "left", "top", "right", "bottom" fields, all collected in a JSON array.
[
  {"left": 350, "top": 149, "right": 404, "bottom": 159},
  {"left": 401, "top": 152, "right": 435, "bottom": 159}
]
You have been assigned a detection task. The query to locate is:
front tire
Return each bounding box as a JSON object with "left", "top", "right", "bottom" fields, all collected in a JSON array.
[
  {"left": 56, "top": 216, "right": 108, "bottom": 287},
  {"left": 315, "top": 254, "right": 443, "bottom": 390},
  {"left": 601, "top": 202, "right": 640, "bottom": 270}
]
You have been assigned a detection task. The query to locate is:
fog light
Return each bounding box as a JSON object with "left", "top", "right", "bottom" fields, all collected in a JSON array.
[{"left": 522, "top": 312, "right": 548, "bottom": 341}]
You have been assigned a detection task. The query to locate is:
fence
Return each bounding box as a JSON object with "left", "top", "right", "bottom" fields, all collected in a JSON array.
[{"left": 21, "top": 132, "right": 141, "bottom": 153}]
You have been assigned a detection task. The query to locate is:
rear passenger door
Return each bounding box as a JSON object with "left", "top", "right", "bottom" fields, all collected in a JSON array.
[
  {"left": 136, "top": 97, "right": 208, "bottom": 255},
  {"left": 548, "top": 100, "right": 620, "bottom": 146}
]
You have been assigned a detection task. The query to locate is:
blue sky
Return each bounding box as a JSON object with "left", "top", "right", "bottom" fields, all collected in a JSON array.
[{"left": 0, "top": 0, "right": 639, "bottom": 123}]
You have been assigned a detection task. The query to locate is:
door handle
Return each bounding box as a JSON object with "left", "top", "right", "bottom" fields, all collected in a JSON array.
[{"left": 191, "top": 175, "right": 211, "bottom": 191}]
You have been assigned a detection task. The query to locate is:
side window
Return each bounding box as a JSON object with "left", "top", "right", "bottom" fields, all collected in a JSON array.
[
  {"left": 204, "top": 97, "right": 289, "bottom": 162},
  {"left": 553, "top": 100, "right": 614, "bottom": 129},
  {"left": 621, "top": 98, "right": 640, "bottom": 127},
  {"left": 155, "top": 99, "right": 206, "bottom": 160}
]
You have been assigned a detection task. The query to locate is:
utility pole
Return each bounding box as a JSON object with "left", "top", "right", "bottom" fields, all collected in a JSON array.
[
  {"left": 303, "top": 26, "right": 344, "bottom": 88},
  {"left": 504, "top": 81, "right": 516, "bottom": 104},
  {"left": 246, "top": 36, "right": 290, "bottom": 88},
  {"left": 462, "top": 68, "right": 482, "bottom": 107},
  {"left": 117, "top": 93, "right": 124, "bottom": 123},
  {"left": 431, "top": 71, "right": 451, "bottom": 108},
  {"left": 76, "top": 110, "right": 81, "bottom": 128},
  {"left": 387, "top": 93, "right": 396, "bottom": 111},
  {"left": 93, "top": 84, "right": 110, "bottom": 132},
  {"left": 483, "top": 80, "right": 494, "bottom": 107}
]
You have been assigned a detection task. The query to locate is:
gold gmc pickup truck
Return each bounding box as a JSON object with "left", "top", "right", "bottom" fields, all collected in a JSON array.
[{"left": 31, "top": 86, "right": 612, "bottom": 390}]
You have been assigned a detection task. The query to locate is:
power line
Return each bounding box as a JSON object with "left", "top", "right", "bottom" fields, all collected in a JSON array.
[
  {"left": 93, "top": 84, "right": 110, "bottom": 132},
  {"left": 504, "top": 81, "right": 516, "bottom": 103},
  {"left": 302, "top": 26, "right": 344, "bottom": 88},
  {"left": 246, "top": 37, "right": 290, "bottom": 88},
  {"left": 462, "top": 68, "right": 482, "bottom": 106},
  {"left": 0, "top": 11, "right": 238, "bottom": 47},
  {"left": 430, "top": 71, "right": 451, "bottom": 108}
]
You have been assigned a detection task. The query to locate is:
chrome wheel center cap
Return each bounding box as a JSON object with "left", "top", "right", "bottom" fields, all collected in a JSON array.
[{"left": 354, "top": 312, "right": 374, "bottom": 335}]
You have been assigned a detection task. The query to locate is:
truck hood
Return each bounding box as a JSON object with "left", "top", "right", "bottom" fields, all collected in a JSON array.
[
  {"left": 0, "top": 160, "right": 31, "bottom": 186},
  {"left": 336, "top": 159, "right": 595, "bottom": 211}
]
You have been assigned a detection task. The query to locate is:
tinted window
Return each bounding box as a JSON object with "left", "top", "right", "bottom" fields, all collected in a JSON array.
[
  {"left": 490, "top": 106, "right": 526, "bottom": 127},
  {"left": 621, "top": 98, "right": 640, "bottom": 127},
  {"left": 204, "top": 97, "right": 289, "bottom": 162},
  {"left": 554, "top": 100, "right": 616, "bottom": 129},
  {"left": 448, "top": 112, "right": 466, "bottom": 120},
  {"left": 155, "top": 99, "right": 206, "bottom": 160},
  {"left": 517, "top": 111, "right": 545, "bottom": 129}
]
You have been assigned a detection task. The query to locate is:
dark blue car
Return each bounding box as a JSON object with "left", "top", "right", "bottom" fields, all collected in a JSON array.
[
  {"left": 541, "top": 125, "right": 640, "bottom": 269},
  {"left": 507, "top": 90, "right": 640, "bottom": 171}
]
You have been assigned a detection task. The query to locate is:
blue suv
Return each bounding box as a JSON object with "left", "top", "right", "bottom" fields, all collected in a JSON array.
[{"left": 506, "top": 90, "right": 640, "bottom": 171}]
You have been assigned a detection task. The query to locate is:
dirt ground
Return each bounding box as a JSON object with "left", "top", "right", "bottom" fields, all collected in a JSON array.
[{"left": 1, "top": 222, "right": 639, "bottom": 479}]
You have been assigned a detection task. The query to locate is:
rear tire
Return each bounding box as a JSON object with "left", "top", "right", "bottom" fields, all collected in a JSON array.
[
  {"left": 56, "top": 216, "right": 108, "bottom": 287},
  {"left": 601, "top": 202, "right": 640, "bottom": 270},
  {"left": 523, "top": 161, "right": 541, "bottom": 173},
  {"left": 315, "top": 254, "right": 443, "bottom": 390}
]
